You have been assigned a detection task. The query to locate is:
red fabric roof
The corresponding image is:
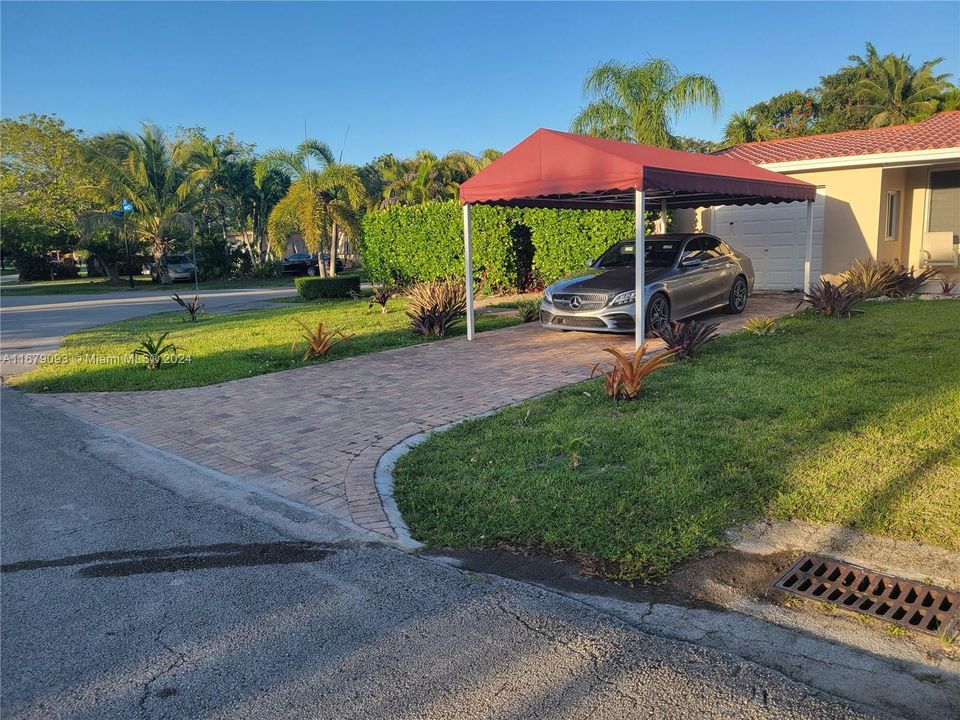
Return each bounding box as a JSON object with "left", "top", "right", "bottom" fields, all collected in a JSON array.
[
  {"left": 459, "top": 129, "right": 816, "bottom": 209},
  {"left": 716, "top": 111, "right": 960, "bottom": 165}
]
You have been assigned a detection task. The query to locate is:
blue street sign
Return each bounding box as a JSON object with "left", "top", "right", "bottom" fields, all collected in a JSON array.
[{"left": 111, "top": 210, "right": 123, "bottom": 217}]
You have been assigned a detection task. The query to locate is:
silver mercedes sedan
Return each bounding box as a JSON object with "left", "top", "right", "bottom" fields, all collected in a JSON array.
[{"left": 539, "top": 233, "right": 755, "bottom": 334}]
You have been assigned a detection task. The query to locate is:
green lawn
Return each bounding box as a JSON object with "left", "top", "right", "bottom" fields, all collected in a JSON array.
[
  {"left": 394, "top": 300, "right": 960, "bottom": 581},
  {"left": 0, "top": 274, "right": 298, "bottom": 295},
  {"left": 11, "top": 298, "right": 519, "bottom": 392}
]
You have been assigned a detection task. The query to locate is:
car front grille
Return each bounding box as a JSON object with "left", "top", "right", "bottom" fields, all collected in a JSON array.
[
  {"left": 552, "top": 293, "right": 608, "bottom": 312},
  {"left": 550, "top": 315, "right": 607, "bottom": 328}
]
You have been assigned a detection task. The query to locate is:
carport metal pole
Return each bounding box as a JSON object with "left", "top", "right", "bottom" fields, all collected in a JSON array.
[
  {"left": 635, "top": 189, "right": 646, "bottom": 349},
  {"left": 463, "top": 203, "right": 475, "bottom": 340},
  {"left": 803, "top": 199, "right": 814, "bottom": 294}
]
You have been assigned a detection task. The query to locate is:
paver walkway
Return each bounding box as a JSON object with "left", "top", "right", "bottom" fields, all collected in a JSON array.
[{"left": 34, "top": 294, "right": 798, "bottom": 538}]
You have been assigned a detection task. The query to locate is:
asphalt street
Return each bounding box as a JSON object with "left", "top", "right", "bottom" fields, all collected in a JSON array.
[
  {"left": 0, "top": 286, "right": 296, "bottom": 376},
  {"left": 0, "top": 387, "right": 874, "bottom": 720}
]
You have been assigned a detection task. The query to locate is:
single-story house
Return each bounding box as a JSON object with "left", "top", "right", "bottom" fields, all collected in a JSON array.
[{"left": 676, "top": 111, "right": 960, "bottom": 290}]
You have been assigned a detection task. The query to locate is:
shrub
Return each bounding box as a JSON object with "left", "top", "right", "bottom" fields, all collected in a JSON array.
[
  {"left": 406, "top": 280, "right": 467, "bottom": 336},
  {"left": 939, "top": 277, "right": 958, "bottom": 296},
  {"left": 170, "top": 293, "right": 204, "bottom": 321},
  {"left": 842, "top": 258, "right": 897, "bottom": 298},
  {"left": 291, "top": 320, "right": 350, "bottom": 362},
  {"left": 744, "top": 316, "right": 777, "bottom": 335},
  {"left": 516, "top": 298, "right": 541, "bottom": 323},
  {"left": 654, "top": 320, "right": 719, "bottom": 361},
  {"left": 359, "top": 200, "right": 658, "bottom": 290},
  {"left": 295, "top": 275, "right": 361, "bottom": 300},
  {"left": 797, "top": 280, "right": 862, "bottom": 318},
  {"left": 132, "top": 332, "right": 180, "bottom": 370},
  {"left": 248, "top": 259, "right": 283, "bottom": 279},
  {"left": 888, "top": 260, "right": 938, "bottom": 297},
  {"left": 589, "top": 345, "right": 675, "bottom": 400}
]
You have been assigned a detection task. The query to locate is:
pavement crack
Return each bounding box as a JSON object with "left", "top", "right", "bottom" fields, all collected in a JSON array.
[{"left": 138, "top": 622, "right": 187, "bottom": 719}]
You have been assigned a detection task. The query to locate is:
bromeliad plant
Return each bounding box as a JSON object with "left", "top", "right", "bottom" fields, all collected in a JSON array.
[
  {"left": 654, "top": 320, "right": 719, "bottom": 361},
  {"left": 131, "top": 332, "right": 180, "bottom": 370},
  {"left": 171, "top": 293, "right": 204, "bottom": 321},
  {"left": 406, "top": 280, "right": 467, "bottom": 337},
  {"left": 842, "top": 258, "right": 897, "bottom": 298},
  {"left": 939, "top": 276, "right": 959, "bottom": 296},
  {"left": 744, "top": 316, "right": 777, "bottom": 335},
  {"left": 291, "top": 319, "right": 351, "bottom": 362},
  {"left": 368, "top": 284, "right": 394, "bottom": 314},
  {"left": 516, "top": 298, "right": 541, "bottom": 323},
  {"left": 889, "top": 260, "right": 937, "bottom": 297},
  {"left": 589, "top": 344, "right": 675, "bottom": 400},
  {"left": 797, "top": 280, "right": 863, "bottom": 318}
]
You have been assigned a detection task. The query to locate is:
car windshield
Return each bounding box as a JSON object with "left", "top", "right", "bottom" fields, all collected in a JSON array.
[
  {"left": 167, "top": 255, "right": 190, "bottom": 264},
  {"left": 596, "top": 240, "right": 680, "bottom": 268}
]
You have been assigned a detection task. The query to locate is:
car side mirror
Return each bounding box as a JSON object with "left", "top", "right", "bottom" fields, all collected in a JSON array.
[{"left": 680, "top": 257, "right": 702, "bottom": 269}]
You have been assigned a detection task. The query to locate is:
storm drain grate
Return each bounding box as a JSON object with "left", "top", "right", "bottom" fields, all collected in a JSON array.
[{"left": 772, "top": 555, "right": 960, "bottom": 637}]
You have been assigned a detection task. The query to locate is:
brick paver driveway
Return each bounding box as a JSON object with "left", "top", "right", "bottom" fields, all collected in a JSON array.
[{"left": 35, "top": 294, "right": 798, "bottom": 538}]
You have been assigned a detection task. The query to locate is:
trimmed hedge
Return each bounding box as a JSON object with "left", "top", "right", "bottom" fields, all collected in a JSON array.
[
  {"left": 295, "top": 275, "right": 361, "bottom": 300},
  {"left": 359, "top": 200, "right": 655, "bottom": 288}
]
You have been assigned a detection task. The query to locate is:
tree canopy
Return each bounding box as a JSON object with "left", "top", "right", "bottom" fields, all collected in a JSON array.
[{"left": 571, "top": 59, "right": 721, "bottom": 148}]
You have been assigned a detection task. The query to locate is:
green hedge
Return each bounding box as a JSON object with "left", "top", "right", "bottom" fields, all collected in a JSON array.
[
  {"left": 359, "top": 200, "right": 655, "bottom": 288},
  {"left": 295, "top": 275, "right": 361, "bottom": 300}
]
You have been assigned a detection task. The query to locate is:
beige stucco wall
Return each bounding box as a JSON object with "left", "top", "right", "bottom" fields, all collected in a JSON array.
[{"left": 781, "top": 166, "right": 883, "bottom": 279}]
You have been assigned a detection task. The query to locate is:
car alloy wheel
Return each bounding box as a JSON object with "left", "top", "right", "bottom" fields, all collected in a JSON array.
[
  {"left": 729, "top": 277, "right": 747, "bottom": 313},
  {"left": 307, "top": 266, "right": 317, "bottom": 276},
  {"left": 646, "top": 294, "right": 669, "bottom": 332}
]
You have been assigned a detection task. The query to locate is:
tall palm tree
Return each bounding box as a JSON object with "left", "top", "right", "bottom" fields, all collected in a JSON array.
[
  {"left": 723, "top": 111, "right": 773, "bottom": 146},
  {"left": 86, "top": 123, "right": 201, "bottom": 283},
  {"left": 851, "top": 43, "right": 953, "bottom": 127},
  {"left": 571, "top": 59, "right": 722, "bottom": 148},
  {"left": 255, "top": 139, "right": 365, "bottom": 277},
  {"left": 181, "top": 137, "right": 238, "bottom": 242}
]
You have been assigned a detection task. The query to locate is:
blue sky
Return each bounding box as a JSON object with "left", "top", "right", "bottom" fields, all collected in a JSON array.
[{"left": 2, "top": 1, "right": 958, "bottom": 164}]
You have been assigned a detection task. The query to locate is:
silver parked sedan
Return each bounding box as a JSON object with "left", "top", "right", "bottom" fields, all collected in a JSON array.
[{"left": 540, "top": 234, "right": 755, "bottom": 334}]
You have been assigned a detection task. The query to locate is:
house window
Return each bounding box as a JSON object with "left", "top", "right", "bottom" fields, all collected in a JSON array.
[
  {"left": 885, "top": 191, "right": 901, "bottom": 241},
  {"left": 928, "top": 169, "right": 960, "bottom": 242}
]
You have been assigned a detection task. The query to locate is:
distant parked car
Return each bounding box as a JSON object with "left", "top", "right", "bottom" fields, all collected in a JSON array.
[
  {"left": 150, "top": 254, "right": 197, "bottom": 283},
  {"left": 540, "top": 233, "right": 755, "bottom": 334},
  {"left": 281, "top": 252, "right": 344, "bottom": 276}
]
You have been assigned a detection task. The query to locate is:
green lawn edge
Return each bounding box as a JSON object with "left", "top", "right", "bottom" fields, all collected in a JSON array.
[{"left": 393, "top": 300, "right": 960, "bottom": 581}]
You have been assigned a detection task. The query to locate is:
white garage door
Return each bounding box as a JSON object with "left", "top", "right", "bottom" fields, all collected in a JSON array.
[{"left": 710, "top": 189, "right": 825, "bottom": 291}]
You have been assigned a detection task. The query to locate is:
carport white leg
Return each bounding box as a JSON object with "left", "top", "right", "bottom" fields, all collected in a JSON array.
[
  {"left": 635, "top": 189, "right": 646, "bottom": 349},
  {"left": 803, "top": 199, "right": 814, "bottom": 294},
  {"left": 463, "top": 203, "right": 475, "bottom": 341}
]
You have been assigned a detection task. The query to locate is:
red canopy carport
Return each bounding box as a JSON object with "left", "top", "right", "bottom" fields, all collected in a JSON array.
[{"left": 459, "top": 128, "right": 818, "bottom": 348}]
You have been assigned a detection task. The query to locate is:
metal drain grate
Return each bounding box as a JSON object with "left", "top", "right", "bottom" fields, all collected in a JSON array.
[{"left": 773, "top": 555, "right": 960, "bottom": 636}]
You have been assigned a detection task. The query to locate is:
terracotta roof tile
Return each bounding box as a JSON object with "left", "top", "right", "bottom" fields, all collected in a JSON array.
[{"left": 715, "top": 112, "right": 960, "bottom": 165}]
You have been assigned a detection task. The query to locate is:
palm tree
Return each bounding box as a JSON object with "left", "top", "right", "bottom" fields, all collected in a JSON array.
[
  {"left": 86, "top": 123, "right": 201, "bottom": 283},
  {"left": 723, "top": 111, "right": 773, "bottom": 146},
  {"left": 851, "top": 43, "right": 953, "bottom": 127},
  {"left": 255, "top": 139, "right": 365, "bottom": 277},
  {"left": 571, "top": 59, "right": 721, "bottom": 148}
]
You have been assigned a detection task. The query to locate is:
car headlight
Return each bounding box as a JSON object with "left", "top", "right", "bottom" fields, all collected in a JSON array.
[
  {"left": 610, "top": 290, "right": 636, "bottom": 306},
  {"left": 544, "top": 286, "right": 554, "bottom": 304}
]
